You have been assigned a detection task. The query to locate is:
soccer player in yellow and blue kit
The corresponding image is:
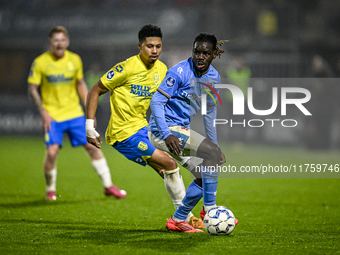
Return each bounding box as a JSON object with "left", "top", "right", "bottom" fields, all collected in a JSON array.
[
  {"left": 86, "top": 24, "right": 204, "bottom": 229},
  {"left": 28, "top": 26, "right": 126, "bottom": 201}
]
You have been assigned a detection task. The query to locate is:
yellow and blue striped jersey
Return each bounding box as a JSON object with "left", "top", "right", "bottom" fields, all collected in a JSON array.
[
  {"left": 27, "top": 50, "right": 84, "bottom": 122},
  {"left": 101, "top": 54, "right": 167, "bottom": 145}
]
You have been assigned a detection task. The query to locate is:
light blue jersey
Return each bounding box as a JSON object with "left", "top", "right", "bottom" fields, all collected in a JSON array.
[{"left": 148, "top": 57, "right": 220, "bottom": 144}]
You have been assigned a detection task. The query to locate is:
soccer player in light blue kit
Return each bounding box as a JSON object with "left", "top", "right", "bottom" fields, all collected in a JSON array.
[{"left": 148, "top": 33, "right": 238, "bottom": 232}]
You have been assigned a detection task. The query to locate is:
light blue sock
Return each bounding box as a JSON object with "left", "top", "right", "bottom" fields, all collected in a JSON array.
[
  {"left": 173, "top": 180, "right": 203, "bottom": 221},
  {"left": 201, "top": 166, "right": 219, "bottom": 206}
]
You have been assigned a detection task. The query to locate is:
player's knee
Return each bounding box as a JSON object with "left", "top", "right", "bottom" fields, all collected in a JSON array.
[
  {"left": 84, "top": 143, "right": 101, "bottom": 158},
  {"left": 46, "top": 146, "right": 59, "bottom": 161},
  {"left": 198, "top": 142, "right": 221, "bottom": 163},
  {"left": 209, "top": 145, "right": 221, "bottom": 162},
  {"left": 150, "top": 149, "right": 177, "bottom": 171},
  {"left": 157, "top": 150, "right": 177, "bottom": 170},
  {"left": 165, "top": 157, "right": 178, "bottom": 170},
  {"left": 47, "top": 152, "right": 58, "bottom": 162}
]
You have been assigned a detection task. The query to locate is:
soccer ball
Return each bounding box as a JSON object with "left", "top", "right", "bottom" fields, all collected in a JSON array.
[{"left": 203, "top": 206, "right": 236, "bottom": 236}]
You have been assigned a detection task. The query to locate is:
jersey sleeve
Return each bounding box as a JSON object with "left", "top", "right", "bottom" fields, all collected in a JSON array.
[
  {"left": 100, "top": 62, "right": 128, "bottom": 91},
  {"left": 156, "top": 71, "right": 181, "bottom": 99},
  {"left": 27, "top": 59, "right": 42, "bottom": 85},
  {"left": 150, "top": 71, "right": 182, "bottom": 140}
]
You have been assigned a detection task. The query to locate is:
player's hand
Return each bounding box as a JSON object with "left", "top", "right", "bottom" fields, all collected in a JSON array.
[
  {"left": 40, "top": 109, "right": 54, "bottom": 132},
  {"left": 220, "top": 152, "right": 226, "bottom": 165},
  {"left": 86, "top": 119, "right": 102, "bottom": 148},
  {"left": 165, "top": 135, "right": 182, "bottom": 155}
]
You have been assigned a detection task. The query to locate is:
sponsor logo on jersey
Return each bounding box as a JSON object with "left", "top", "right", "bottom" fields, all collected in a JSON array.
[
  {"left": 137, "top": 141, "right": 148, "bottom": 151},
  {"left": 165, "top": 77, "right": 176, "bottom": 88},
  {"left": 177, "top": 67, "right": 183, "bottom": 74},
  {"left": 130, "top": 84, "right": 153, "bottom": 97},
  {"left": 115, "top": 65, "right": 123, "bottom": 73},
  {"left": 107, "top": 70, "right": 115, "bottom": 79},
  {"left": 46, "top": 74, "right": 73, "bottom": 83},
  {"left": 136, "top": 158, "right": 143, "bottom": 163}
]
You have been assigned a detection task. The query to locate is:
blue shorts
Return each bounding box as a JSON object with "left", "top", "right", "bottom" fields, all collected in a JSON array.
[
  {"left": 113, "top": 127, "right": 156, "bottom": 166},
  {"left": 44, "top": 116, "right": 88, "bottom": 147}
]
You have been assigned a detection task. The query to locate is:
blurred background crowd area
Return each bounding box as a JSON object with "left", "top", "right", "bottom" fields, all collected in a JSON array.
[
  {"left": 1, "top": 0, "right": 340, "bottom": 95},
  {"left": 1, "top": 0, "right": 340, "bottom": 149}
]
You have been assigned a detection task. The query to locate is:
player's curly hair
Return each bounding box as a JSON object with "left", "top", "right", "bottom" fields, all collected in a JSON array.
[
  {"left": 193, "top": 33, "right": 229, "bottom": 58},
  {"left": 49, "top": 26, "right": 69, "bottom": 39},
  {"left": 138, "top": 24, "right": 162, "bottom": 42}
]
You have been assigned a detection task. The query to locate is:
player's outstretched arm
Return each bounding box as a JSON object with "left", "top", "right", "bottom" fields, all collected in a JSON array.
[
  {"left": 85, "top": 80, "right": 109, "bottom": 148},
  {"left": 76, "top": 78, "right": 89, "bottom": 106},
  {"left": 28, "top": 83, "right": 54, "bottom": 132}
]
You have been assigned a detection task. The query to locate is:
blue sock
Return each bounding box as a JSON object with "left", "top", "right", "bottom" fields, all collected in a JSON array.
[
  {"left": 173, "top": 180, "right": 203, "bottom": 221},
  {"left": 201, "top": 166, "right": 218, "bottom": 206}
]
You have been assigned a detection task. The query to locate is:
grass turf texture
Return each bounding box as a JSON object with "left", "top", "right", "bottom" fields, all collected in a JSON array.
[{"left": 0, "top": 136, "right": 339, "bottom": 254}]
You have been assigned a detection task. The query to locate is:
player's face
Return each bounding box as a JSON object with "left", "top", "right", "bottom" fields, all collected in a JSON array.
[
  {"left": 192, "top": 41, "right": 217, "bottom": 74},
  {"left": 49, "top": 32, "right": 69, "bottom": 59},
  {"left": 138, "top": 37, "right": 162, "bottom": 68}
]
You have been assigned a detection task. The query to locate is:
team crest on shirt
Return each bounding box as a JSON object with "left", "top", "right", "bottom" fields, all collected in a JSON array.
[
  {"left": 115, "top": 65, "right": 123, "bottom": 73},
  {"left": 154, "top": 74, "right": 159, "bottom": 84},
  {"left": 67, "top": 61, "right": 74, "bottom": 71},
  {"left": 107, "top": 70, "right": 115, "bottom": 79},
  {"left": 137, "top": 141, "right": 148, "bottom": 151},
  {"left": 165, "top": 77, "right": 176, "bottom": 88}
]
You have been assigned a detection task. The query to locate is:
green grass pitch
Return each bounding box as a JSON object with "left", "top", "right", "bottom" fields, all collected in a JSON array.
[{"left": 0, "top": 136, "right": 339, "bottom": 254}]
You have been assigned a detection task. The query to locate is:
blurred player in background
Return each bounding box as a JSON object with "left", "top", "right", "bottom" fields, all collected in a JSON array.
[
  {"left": 149, "top": 33, "right": 238, "bottom": 232},
  {"left": 225, "top": 56, "right": 252, "bottom": 143},
  {"left": 27, "top": 26, "right": 126, "bottom": 201},
  {"left": 86, "top": 24, "right": 204, "bottom": 229}
]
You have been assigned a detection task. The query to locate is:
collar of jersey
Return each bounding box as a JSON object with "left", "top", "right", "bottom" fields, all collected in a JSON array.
[
  {"left": 48, "top": 50, "right": 68, "bottom": 61},
  {"left": 138, "top": 54, "right": 156, "bottom": 69}
]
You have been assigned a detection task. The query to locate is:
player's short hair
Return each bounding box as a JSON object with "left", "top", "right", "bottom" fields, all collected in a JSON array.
[
  {"left": 194, "top": 33, "right": 218, "bottom": 50},
  {"left": 138, "top": 24, "right": 162, "bottom": 43},
  {"left": 193, "top": 33, "right": 229, "bottom": 58},
  {"left": 49, "top": 26, "right": 69, "bottom": 39}
]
